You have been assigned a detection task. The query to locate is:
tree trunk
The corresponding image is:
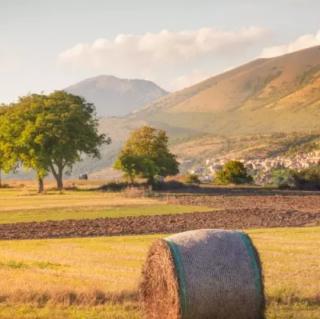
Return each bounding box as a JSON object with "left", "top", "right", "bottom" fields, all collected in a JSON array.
[
  {"left": 38, "top": 176, "right": 44, "bottom": 193},
  {"left": 147, "top": 175, "right": 155, "bottom": 186},
  {"left": 49, "top": 162, "right": 64, "bottom": 191},
  {"left": 129, "top": 174, "right": 135, "bottom": 184},
  {"left": 57, "top": 173, "right": 63, "bottom": 191},
  {"left": 56, "top": 166, "right": 64, "bottom": 191}
]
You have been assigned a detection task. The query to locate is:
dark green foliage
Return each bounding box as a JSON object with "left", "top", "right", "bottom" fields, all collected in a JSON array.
[
  {"left": 152, "top": 180, "right": 197, "bottom": 191},
  {"left": 215, "top": 160, "right": 253, "bottom": 185},
  {"left": 270, "top": 165, "right": 320, "bottom": 190},
  {"left": 99, "top": 181, "right": 140, "bottom": 192},
  {"left": 292, "top": 165, "right": 320, "bottom": 190},
  {"left": 270, "top": 168, "right": 295, "bottom": 189}
]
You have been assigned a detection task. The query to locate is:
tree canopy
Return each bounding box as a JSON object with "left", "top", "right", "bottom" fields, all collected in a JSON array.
[
  {"left": 0, "top": 91, "right": 109, "bottom": 191},
  {"left": 215, "top": 160, "right": 253, "bottom": 185},
  {"left": 114, "top": 126, "right": 179, "bottom": 184}
]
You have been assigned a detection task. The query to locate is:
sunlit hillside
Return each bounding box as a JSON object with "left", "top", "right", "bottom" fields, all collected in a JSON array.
[{"left": 92, "top": 46, "right": 320, "bottom": 175}]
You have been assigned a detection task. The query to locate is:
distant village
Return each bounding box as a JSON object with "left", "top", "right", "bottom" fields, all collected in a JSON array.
[{"left": 188, "top": 150, "right": 320, "bottom": 185}]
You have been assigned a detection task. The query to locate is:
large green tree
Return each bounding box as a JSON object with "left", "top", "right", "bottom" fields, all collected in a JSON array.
[
  {"left": 114, "top": 126, "right": 179, "bottom": 184},
  {"left": 0, "top": 91, "right": 109, "bottom": 192}
]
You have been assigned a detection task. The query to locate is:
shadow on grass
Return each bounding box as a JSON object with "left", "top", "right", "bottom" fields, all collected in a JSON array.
[
  {"left": 0, "top": 289, "right": 139, "bottom": 307},
  {"left": 155, "top": 185, "right": 320, "bottom": 197},
  {"left": 268, "top": 294, "right": 320, "bottom": 307}
]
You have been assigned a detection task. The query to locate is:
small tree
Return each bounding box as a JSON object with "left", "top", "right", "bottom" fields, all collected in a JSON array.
[
  {"left": 215, "top": 160, "right": 252, "bottom": 185},
  {"left": 114, "top": 126, "right": 179, "bottom": 184}
]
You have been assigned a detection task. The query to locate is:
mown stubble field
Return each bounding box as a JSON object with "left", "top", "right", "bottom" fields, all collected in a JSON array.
[{"left": 0, "top": 181, "right": 319, "bottom": 318}]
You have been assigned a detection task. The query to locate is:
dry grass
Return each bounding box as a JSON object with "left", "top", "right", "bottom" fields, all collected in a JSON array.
[
  {"left": 250, "top": 227, "right": 320, "bottom": 310},
  {"left": 0, "top": 235, "right": 156, "bottom": 297},
  {"left": 0, "top": 227, "right": 318, "bottom": 318},
  {"left": 0, "top": 187, "right": 155, "bottom": 212},
  {"left": 140, "top": 239, "right": 180, "bottom": 319},
  {"left": 0, "top": 187, "right": 212, "bottom": 224},
  {"left": 0, "top": 303, "right": 141, "bottom": 319}
]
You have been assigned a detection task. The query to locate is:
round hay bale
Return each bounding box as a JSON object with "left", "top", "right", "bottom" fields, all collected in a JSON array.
[{"left": 140, "top": 229, "right": 265, "bottom": 319}]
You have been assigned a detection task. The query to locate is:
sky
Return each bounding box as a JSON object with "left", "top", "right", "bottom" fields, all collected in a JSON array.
[{"left": 1, "top": 0, "right": 320, "bottom": 103}]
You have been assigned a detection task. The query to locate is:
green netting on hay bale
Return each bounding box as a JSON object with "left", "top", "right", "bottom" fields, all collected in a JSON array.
[{"left": 140, "top": 229, "right": 265, "bottom": 319}]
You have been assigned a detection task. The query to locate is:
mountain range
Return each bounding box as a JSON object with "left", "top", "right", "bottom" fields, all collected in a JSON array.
[
  {"left": 71, "top": 46, "right": 320, "bottom": 177},
  {"left": 64, "top": 46, "right": 320, "bottom": 178}
]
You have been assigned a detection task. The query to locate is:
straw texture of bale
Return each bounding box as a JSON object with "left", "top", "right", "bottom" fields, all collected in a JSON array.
[{"left": 140, "top": 229, "right": 265, "bottom": 319}]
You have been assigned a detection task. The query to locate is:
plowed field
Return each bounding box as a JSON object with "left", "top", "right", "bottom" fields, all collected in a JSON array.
[{"left": 0, "top": 208, "right": 319, "bottom": 240}]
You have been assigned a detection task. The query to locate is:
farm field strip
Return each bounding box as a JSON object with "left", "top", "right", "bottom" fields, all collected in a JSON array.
[
  {"left": 0, "top": 208, "right": 318, "bottom": 240},
  {"left": 0, "top": 204, "right": 212, "bottom": 224},
  {"left": 165, "top": 193, "right": 320, "bottom": 213},
  {"left": 0, "top": 189, "right": 158, "bottom": 211},
  {"left": 0, "top": 227, "right": 318, "bottom": 318},
  {"left": 0, "top": 188, "right": 215, "bottom": 224}
]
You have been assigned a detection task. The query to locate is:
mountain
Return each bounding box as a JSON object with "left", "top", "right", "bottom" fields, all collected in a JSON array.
[
  {"left": 82, "top": 46, "right": 320, "bottom": 176},
  {"left": 65, "top": 75, "right": 168, "bottom": 117},
  {"left": 126, "top": 45, "right": 320, "bottom": 136}
]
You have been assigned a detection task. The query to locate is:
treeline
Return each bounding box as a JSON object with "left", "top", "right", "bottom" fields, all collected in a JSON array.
[
  {"left": 186, "top": 160, "right": 320, "bottom": 190},
  {"left": 0, "top": 91, "right": 110, "bottom": 192},
  {"left": 0, "top": 92, "right": 179, "bottom": 192},
  {"left": 270, "top": 166, "right": 320, "bottom": 190}
]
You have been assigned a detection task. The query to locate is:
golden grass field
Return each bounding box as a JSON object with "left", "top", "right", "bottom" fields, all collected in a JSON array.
[
  {"left": 0, "top": 228, "right": 318, "bottom": 318},
  {"left": 0, "top": 182, "right": 319, "bottom": 318}
]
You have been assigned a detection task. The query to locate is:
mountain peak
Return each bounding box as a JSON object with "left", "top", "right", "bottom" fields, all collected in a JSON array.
[{"left": 65, "top": 76, "right": 168, "bottom": 117}]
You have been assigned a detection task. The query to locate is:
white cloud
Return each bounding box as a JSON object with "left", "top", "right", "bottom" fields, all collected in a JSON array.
[
  {"left": 260, "top": 30, "right": 320, "bottom": 58},
  {"left": 59, "top": 26, "right": 269, "bottom": 90}
]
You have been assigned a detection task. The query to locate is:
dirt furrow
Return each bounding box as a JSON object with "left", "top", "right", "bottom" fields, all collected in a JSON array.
[{"left": 0, "top": 208, "right": 319, "bottom": 240}]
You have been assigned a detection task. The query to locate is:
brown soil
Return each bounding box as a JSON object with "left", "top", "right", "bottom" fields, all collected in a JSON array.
[
  {"left": 163, "top": 193, "right": 320, "bottom": 213},
  {"left": 0, "top": 207, "right": 319, "bottom": 240}
]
